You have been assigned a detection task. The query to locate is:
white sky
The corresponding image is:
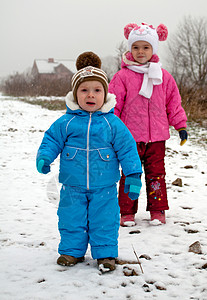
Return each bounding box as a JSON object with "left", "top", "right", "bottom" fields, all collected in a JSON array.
[{"left": 0, "top": 0, "right": 206, "bottom": 77}]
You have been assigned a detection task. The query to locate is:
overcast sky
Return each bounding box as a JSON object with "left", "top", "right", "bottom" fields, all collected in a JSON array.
[{"left": 0, "top": 0, "right": 206, "bottom": 78}]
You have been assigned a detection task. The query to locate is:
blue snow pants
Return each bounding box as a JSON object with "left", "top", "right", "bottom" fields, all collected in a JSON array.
[{"left": 57, "top": 184, "right": 120, "bottom": 259}]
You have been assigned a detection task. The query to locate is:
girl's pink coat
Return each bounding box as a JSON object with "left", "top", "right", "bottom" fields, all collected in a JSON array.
[{"left": 109, "top": 61, "right": 187, "bottom": 143}]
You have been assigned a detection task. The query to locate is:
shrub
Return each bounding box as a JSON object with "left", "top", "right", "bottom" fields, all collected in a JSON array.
[{"left": 0, "top": 72, "right": 71, "bottom": 97}]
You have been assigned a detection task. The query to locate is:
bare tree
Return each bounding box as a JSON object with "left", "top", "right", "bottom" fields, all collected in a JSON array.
[
  {"left": 101, "top": 56, "right": 118, "bottom": 81},
  {"left": 167, "top": 16, "right": 207, "bottom": 105},
  {"left": 102, "top": 41, "right": 128, "bottom": 81},
  {"left": 115, "top": 41, "right": 128, "bottom": 71}
]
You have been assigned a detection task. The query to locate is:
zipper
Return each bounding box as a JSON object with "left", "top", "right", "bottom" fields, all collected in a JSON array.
[
  {"left": 148, "top": 99, "right": 151, "bottom": 142},
  {"left": 87, "top": 113, "right": 92, "bottom": 190}
]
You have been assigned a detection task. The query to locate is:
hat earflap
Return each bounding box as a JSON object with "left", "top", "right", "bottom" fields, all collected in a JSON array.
[{"left": 156, "top": 24, "right": 168, "bottom": 41}]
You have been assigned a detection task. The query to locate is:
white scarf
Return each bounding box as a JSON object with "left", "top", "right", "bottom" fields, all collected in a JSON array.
[{"left": 126, "top": 59, "right": 163, "bottom": 99}]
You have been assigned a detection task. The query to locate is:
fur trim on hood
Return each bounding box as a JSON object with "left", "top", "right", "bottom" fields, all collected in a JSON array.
[{"left": 65, "top": 91, "right": 116, "bottom": 113}]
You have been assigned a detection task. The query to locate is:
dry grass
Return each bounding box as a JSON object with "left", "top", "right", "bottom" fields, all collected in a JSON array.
[
  {"left": 182, "top": 99, "right": 207, "bottom": 124},
  {"left": 1, "top": 74, "right": 206, "bottom": 123},
  {"left": 20, "top": 98, "right": 66, "bottom": 111}
]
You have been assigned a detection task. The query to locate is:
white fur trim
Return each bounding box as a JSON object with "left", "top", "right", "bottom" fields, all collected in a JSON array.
[
  {"left": 65, "top": 92, "right": 80, "bottom": 110},
  {"left": 65, "top": 91, "right": 116, "bottom": 113},
  {"left": 99, "top": 93, "right": 116, "bottom": 113}
]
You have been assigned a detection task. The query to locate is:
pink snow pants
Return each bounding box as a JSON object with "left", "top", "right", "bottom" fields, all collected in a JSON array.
[{"left": 119, "top": 141, "right": 169, "bottom": 215}]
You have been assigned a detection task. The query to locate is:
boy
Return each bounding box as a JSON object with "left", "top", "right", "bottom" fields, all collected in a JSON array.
[{"left": 36, "top": 52, "right": 142, "bottom": 272}]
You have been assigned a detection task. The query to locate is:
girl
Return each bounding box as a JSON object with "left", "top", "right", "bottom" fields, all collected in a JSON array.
[{"left": 109, "top": 22, "right": 188, "bottom": 226}]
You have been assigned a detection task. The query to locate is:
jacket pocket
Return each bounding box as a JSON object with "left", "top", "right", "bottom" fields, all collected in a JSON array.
[
  {"left": 89, "top": 148, "right": 120, "bottom": 188},
  {"left": 97, "top": 148, "right": 117, "bottom": 161},
  {"left": 61, "top": 147, "right": 78, "bottom": 160}
]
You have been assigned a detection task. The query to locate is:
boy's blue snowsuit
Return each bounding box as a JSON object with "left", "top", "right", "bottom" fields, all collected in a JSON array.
[{"left": 36, "top": 92, "right": 142, "bottom": 259}]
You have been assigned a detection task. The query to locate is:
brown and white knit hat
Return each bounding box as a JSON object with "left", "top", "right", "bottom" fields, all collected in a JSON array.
[{"left": 71, "top": 52, "right": 108, "bottom": 102}]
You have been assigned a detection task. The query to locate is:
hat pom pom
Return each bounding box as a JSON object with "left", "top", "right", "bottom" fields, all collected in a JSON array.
[
  {"left": 156, "top": 24, "right": 168, "bottom": 41},
  {"left": 124, "top": 23, "right": 137, "bottom": 39},
  {"left": 76, "top": 51, "right": 102, "bottom": 70}
]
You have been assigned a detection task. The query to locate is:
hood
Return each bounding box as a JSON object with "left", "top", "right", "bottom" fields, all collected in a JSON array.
[{"left": 65, "top": 91, "right": 116, "bottom": 114}]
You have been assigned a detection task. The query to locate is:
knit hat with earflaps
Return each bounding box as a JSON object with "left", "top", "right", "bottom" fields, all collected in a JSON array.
[
  {"left": 71, "top": 52, "right": 108, "bottom": 102},
  {"left": 124, "top": 22, "right": 168, "bottom": 55}
]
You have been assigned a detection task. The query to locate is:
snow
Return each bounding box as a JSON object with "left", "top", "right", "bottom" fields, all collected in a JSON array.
[{"left": 0, "top": 96, "right": 207, "bottom": 300}]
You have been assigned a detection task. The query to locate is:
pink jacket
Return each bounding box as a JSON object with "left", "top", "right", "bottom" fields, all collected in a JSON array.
[{"left": 109, "top": 56, "right": 187, "bottom": 143}]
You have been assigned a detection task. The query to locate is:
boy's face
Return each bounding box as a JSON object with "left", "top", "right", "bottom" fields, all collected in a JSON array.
[
  {"left": 77, "top": 80, "right": 105, "bottom": 112},
  {"left": 131, "top": 41, "right": 153, "bottom": 64}
]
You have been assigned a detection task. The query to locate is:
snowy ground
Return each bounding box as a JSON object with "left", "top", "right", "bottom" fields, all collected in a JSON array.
[{"left": 0, "top": 96, "right": 207, "bottom": 300}]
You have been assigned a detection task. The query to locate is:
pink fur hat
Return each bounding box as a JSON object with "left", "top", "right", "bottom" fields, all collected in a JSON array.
[{"left": 124, "top": 22, "right": 168, "bottom": 54}]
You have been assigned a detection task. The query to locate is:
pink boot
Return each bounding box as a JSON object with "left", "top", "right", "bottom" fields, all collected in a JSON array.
[
  {"left": 120, "top": 214, "right": 136, "bottom": 227},
  {"left": 150, "top": 210, "right": 166, "bottom": 224}
]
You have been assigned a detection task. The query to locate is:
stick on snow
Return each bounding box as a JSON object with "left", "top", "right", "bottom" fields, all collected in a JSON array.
[{"left": 132, "top": 244, "right": 144, "bottom": 274}]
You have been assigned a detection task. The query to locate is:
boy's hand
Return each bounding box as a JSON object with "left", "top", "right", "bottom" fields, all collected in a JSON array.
[
  {"left": 178, "top": 128, "right": 188, "bottom": 146},
  {"left": 37, "top": 158, "right": 51, "bottom": 174},
  {"left": 124, "top": 173, "right": 142, "bottom": 200}
]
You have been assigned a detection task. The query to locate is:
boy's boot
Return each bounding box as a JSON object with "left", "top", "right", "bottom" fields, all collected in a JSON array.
[
  {"left": 150, "top": 210, "right": 166, "bottom": 224},
  {"left": 120, "top": 214, "right": 136, "bottom": 227},
  {"left": 97, "top": 257, "right": 116, "bottom": 272},
  {"left": 57, "top": 255, "right": 85, "bottom": 266}
]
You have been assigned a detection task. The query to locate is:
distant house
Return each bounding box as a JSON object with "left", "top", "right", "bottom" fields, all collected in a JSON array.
[{"left": 31, "top": 58, "right": 76, "bottom": 80}]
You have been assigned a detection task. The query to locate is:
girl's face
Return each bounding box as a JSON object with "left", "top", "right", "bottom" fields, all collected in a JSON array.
[
  {"left": 77, "top": 80, "right": 105, "bottom": 112},
  {"left": 131, "top": 41, "right": 153, "bottom": 64}
]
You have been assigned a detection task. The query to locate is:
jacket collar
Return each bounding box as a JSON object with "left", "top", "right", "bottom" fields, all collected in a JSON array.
[
  {"left": 121, "top": 51, "right": 143, "bottom": 68},
  {"left": 121, "top": 51, "right": 160, "bottom": 69},
  {"left": 65, "top": 91, "right": 116, "bottom": 114}
]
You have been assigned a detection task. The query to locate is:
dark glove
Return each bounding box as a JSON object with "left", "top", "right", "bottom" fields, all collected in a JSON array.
[
  {"left": 178, "top": 128, "right": 188, "bottom": 146},
  {"left": 36, "top": 157, "right": 51, "bottom": 174},
  {"left": 124, "top": 173, "right": 142, "bottom": 200}
]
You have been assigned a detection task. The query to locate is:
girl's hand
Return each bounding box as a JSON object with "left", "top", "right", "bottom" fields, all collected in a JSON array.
[{"left": 178, "top": 128, "right": 188, "bottom": 146}]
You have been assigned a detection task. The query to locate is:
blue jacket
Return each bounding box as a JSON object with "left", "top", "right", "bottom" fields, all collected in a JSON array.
[{"left": 37, "top": 92, "right": 142, "bottom": 189}]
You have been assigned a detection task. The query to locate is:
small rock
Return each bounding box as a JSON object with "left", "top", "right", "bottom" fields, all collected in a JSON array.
[
  {"left": 123, "top": 266, "right": 139, "bottom": 276},
  {"left": 139, "top": 254, "right": 151, "bottom": 260},
  {"left": 172, "top": 178, "right": 182, "bottom": 187},
  {"left": 121, "top": 282, "right": 127, "bottom": 287},
  {"left": 115, "top": 259, "right": 138, "bottom": 265},
  {"left": 129, "top": 230, "right": 141, "bottom": 234},
  {"left": 146, "top": 279, "right": 155, "bottom": 284},
  {"left": 174, "top": 221, "right": 190, "bottom": 225},
  {"left": 201, "top": 263, "right": 207, "bottom": 269},
  {"left": 142, "top": 283, "right": 152, "bottom": 292},
  {"left": 155, "top": 284, "right": 166, "bottom": 290},
  {"left": 181, "top": 206, "right": 193, "bottom": 210},
  {"left": 8, "top": 128, "right": 18, "bottom": 132},
  {"left": 155, "top": 282, "right": 167, "bottom": 290},
  {"left": 184, "top": 165, "right": 193, "bottom": 169},
  {"left": 185, "top": 229, "right": 199, "bottom": 234},
  {"left": 189, "top": 241, "right": 202, "bottom": 254},
  {"left": 37, "top": 278, "right": 46, "bottom": 283}
]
